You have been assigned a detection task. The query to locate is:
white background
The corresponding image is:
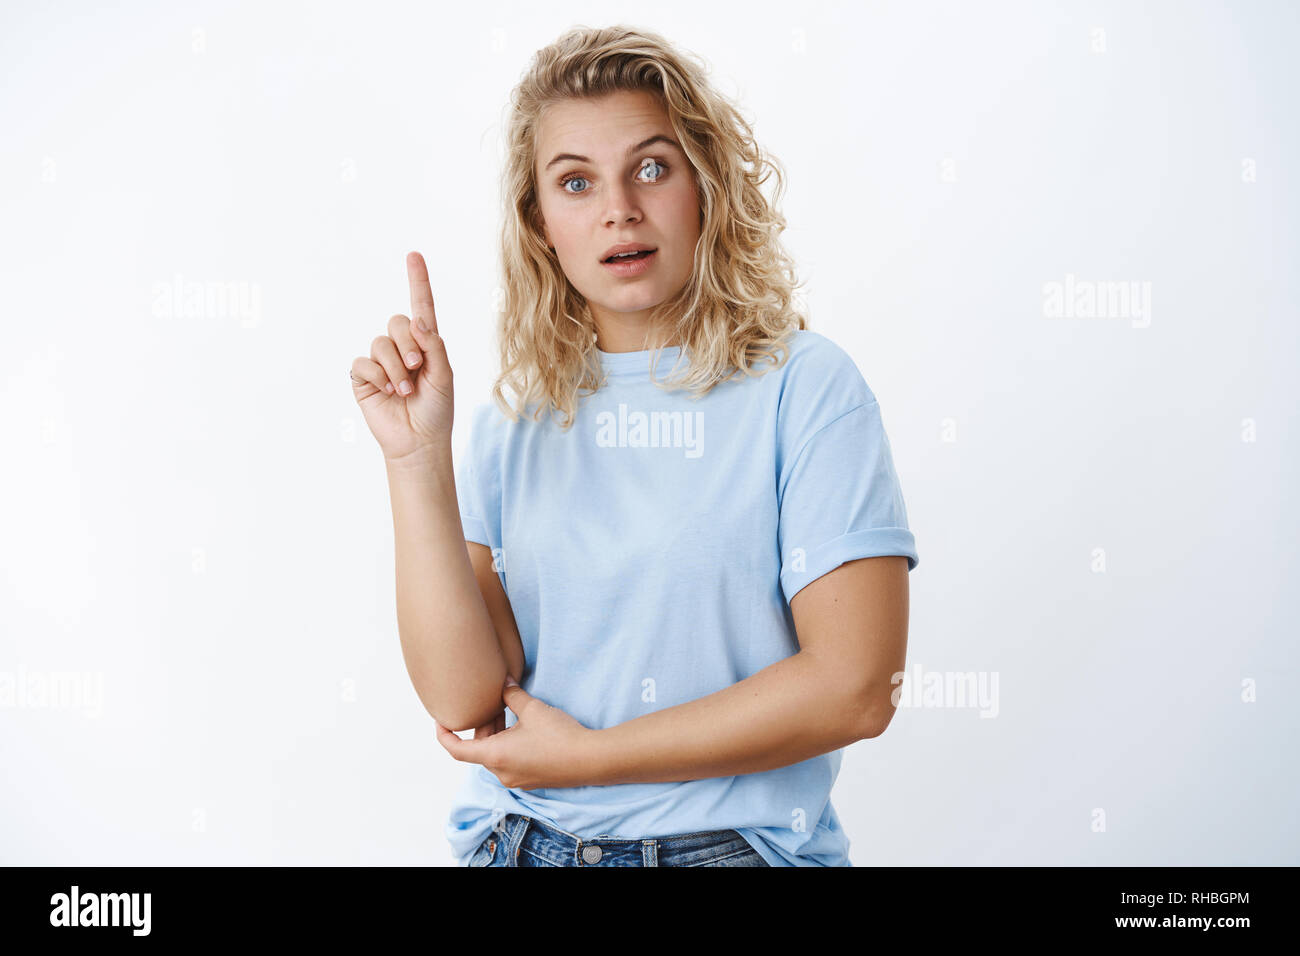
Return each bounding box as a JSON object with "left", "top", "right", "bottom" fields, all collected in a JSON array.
[{"left": 1, "top": 0, "right": 1296, "bottom": 865}]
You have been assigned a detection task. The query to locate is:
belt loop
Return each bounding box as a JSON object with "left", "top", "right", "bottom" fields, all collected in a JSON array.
[
  {"left": 514, "top": 814, "right": 532, "bottom": 865},
  {"left": 642, "top": 839, "right": 658, "bottom": 867}
]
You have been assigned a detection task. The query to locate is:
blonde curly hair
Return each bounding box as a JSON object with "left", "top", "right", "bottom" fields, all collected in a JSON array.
[{"left": 490, "top": 24, "right": 809, "bottom": 429}]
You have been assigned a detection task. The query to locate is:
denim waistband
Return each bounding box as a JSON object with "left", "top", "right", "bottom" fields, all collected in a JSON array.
[{"left": 475, "top": 812, "right": 768, "bottom": 867}]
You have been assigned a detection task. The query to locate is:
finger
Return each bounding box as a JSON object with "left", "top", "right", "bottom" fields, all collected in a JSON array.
[
  {"left": 387, "top": 313, "right": 423, "bottom": 374},
  {"left": 406, "top": 251, "right": 439, "bottom": 337},
  {"left": 435, "top": 721, "right": 476, "bottom": 760},
  {"left": 370, "top": 334, "right": 414, "bottom": 397},
  {"left": 435, "top": 724, "right": 464, "bottom": 756},
  {"left": 501, "top": 683, "right": 533, "bottom": 714},
  {"left": 349, "top": 357, "right": 388, "bottom": 398},
  {"left": 472, "top": 713, "right": 500, "bottom": 740},
  {"left": 408, "top": 318, "right": 450, "bottom": 391}
]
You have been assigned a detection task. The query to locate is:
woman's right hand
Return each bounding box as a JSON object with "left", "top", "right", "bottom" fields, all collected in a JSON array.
[{"left": 350, "top": 252, "right": 455, "bottom": 463}]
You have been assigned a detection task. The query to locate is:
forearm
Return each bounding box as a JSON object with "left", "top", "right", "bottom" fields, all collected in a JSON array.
[
  {"left": 386, "top": 444, "right": 505, "bottom": 732},
  {"left": 588, "top": 649, "right": 875, "bottom": 785}
]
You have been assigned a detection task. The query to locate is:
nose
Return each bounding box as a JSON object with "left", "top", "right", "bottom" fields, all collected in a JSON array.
[{"left": 602, "top": 179, "right": 643, "bottom": 227}]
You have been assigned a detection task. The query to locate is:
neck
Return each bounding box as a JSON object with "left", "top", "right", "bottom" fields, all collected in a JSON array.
[{"left": 594, "top": 328, "right": 679, "bottom": 353}]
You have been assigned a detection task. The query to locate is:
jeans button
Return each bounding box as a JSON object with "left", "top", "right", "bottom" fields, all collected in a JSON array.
[{"left": 581, "top": 844, "right": 603, "bottom": 864}]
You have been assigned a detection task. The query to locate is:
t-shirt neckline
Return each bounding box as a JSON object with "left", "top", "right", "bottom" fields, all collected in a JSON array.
[{"left": 596, "top": 344, "right": 685, "bottom": 379}]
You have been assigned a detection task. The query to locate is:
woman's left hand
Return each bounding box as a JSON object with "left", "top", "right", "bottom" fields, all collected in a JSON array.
[{"left": 435, "top": 678, "right": 599, "bottom": 790}]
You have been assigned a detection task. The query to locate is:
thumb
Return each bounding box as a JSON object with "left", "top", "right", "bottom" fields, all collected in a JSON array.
[
  {"left": 408, "top": 316, "right": 451, "bottom": 386},
  {"left": 410, "top": 316, "right": 452, "bottom": 371},
  {"left": 503, "top": 675, "right": 527, "bottom": 701},
  {"left": 501, "top": 679, "right": 530, "bottom": 718},
  {"left": 408, "top": 313, "right": 436, "bottom": 354},
  {"left": 502, "top": 678, "right": 531, "bottom": 708}
]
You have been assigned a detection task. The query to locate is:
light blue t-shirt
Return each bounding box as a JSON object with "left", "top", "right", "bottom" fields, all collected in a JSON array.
[{"left": 446, "top": 329, "right": 918, "bottom": 866}]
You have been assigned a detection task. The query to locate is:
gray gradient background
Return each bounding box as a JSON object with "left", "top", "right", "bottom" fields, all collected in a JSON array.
[{"left": 1, "top": 0, "right": 1296, "bottom": 865}]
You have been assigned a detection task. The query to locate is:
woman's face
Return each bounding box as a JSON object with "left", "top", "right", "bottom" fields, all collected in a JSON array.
[{"left": 533, "top": 89, "right": 701, "bottom": 347}]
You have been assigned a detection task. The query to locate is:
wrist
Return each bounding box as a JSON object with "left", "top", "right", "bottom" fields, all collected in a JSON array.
[
  {"left": 586, "top": 725, "right": 624, "bottom": 787},
  {"left": 384, "top": 442, "right": 452, "bottom": 481}
]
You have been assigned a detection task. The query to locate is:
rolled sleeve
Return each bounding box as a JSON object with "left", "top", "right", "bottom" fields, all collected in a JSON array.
[
  {"left": 454, "top": 403, "right": 500, "bottom": 549},
  {"left": 778, "top": 400, "right": 918, "bottom": 604}
]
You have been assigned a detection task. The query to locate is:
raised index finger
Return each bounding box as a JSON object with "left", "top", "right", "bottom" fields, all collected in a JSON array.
[{"left": 406, "top": 251, "right": 439, "bottom": 336}]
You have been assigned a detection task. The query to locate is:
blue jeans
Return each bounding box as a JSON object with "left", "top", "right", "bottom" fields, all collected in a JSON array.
[{"left": 467, "top": 812, "right": 771, "bottom": 867}]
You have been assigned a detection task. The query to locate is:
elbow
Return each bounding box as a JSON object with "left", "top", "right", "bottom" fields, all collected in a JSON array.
[
  {"left": 432, "top": 702, "right": 501, "bottom": 735},
  {"left": 426, "top": 684, "right": 507, "bottom": 734},
  {"left": 431, "top": 709, "right": 476, "bottom": 735},
  {"left": 854, "top": 689, "right": 900, "bottom": 741}
]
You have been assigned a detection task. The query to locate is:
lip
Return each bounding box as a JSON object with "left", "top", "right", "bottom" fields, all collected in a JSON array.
[
  {"left": 600, "top": 241, "right": 658, "bottom": 262},
  {"left": 600, "top": 249, "right": 657, "bottom": 277}
]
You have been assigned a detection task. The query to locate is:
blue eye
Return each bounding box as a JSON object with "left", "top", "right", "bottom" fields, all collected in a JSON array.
[
  {"left": 557, "top": 157, "right": 670, "bottom": 195},
  {"left": 638, "top": 159, "right": 666, "bottom": 181}
]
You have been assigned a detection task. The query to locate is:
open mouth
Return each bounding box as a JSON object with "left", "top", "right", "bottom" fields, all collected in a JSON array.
[{"left": 603, "top": 248, "right": 657, "bottom": 263}]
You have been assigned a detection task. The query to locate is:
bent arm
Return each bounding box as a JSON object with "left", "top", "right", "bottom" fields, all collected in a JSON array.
[
  {"left": 387, "top": 445, "right": 512, "bottom": 732},
  {"left": 588, "top": 555, "right": 910, "bottom": 785}
]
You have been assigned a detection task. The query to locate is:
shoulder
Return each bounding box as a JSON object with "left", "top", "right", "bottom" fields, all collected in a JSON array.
[
  {"left": 466, "top": 399, "right": 507, "bottom": 432},
  {"left": 770, "top": 329, "right": 877, "bottom": 413},
  {"left": 465, "top": 397, "right": 528, "bottom": 437},
  {"left": 459, "top": 400, "right": 515, "bottom": 468}
]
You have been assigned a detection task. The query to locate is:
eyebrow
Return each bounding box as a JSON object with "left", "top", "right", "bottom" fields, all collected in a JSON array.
[{"left": 543, "top": 134, "right": 682, "bottom": 171}]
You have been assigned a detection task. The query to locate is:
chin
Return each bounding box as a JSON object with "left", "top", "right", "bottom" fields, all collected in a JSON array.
[{"left": 588, "top": 282, "right": 657, "bottom": 306}]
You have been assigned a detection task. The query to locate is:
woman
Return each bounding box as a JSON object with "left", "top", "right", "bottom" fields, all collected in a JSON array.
[{"left": 349, "top": 25, "right": 918, "bottom": 867}]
